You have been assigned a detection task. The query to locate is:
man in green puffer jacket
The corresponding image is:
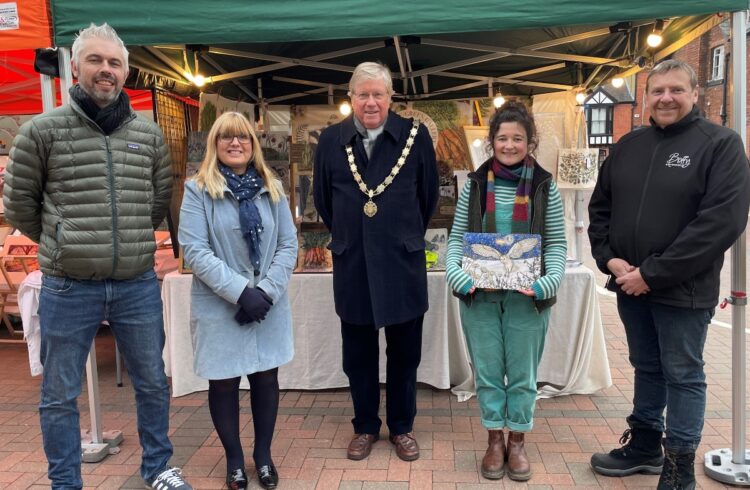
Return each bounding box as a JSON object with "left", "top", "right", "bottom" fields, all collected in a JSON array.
[{"left": 4, "top": 23, "right": 192, "bottom": 490}]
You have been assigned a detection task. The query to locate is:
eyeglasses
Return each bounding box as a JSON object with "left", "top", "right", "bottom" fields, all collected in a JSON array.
[
  {"left": 219, "top": 134, "right": 252, "bottom": 144},
  {"left": 352, "top": 92, "right": 388, "bottom": 102}
]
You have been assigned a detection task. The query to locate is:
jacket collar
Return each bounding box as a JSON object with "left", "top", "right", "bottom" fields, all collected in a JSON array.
[
  {"left": 338, "top": 111, "right": 401, "bottom": 145},
  {"left": 650, "top": 105, "right": 701, "bottom": 134}
]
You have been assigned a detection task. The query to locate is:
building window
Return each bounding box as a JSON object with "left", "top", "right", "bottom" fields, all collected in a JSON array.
[
  {"left": 711, "top": 45, "right": 725, "bottom": 81},
  {"left": 586, "top": 104, "right": 613, "bottom": 146}
]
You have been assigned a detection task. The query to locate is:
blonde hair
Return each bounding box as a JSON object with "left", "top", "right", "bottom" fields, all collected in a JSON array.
[{"left": 193, "top": 112, "right": 281, "bottom": 202}]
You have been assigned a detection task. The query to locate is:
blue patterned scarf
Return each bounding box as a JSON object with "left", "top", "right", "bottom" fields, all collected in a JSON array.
[{"left": 219, "top": 163, "right": 264, "bottom": 271}]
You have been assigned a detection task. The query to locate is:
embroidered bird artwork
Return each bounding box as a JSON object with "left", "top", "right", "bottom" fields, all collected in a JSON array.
[{"left": 462, "top": 233, "right": 542, "bottom": 290}]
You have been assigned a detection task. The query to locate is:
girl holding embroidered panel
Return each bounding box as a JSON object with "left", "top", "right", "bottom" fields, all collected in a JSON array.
[{"left": 446, "top": 101, "right": 566, "bottom": 481}]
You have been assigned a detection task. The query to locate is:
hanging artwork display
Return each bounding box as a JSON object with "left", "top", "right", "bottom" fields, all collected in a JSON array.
[
  {"left": 462, "top": 233, "right": 542, "bottom": 290},
  {"left": 424, "top": 228, "right": 448, "bottom": 271},
  {"left": 462, "top": 126, "right": 492, "bottom": 170},
  {"left": 393, "top": 100, "right": 474, "bottom": 171},
  {"left": 290, "top": 105, "right": 342, "bottom": 175},
  {"left": 298, "top": 231, "right": 333, "bottom": 272},
  {"left": 533, "top": 112, "right": 565, "bottom": 182},
  {"left": 296, "top": 173, "right": 319, "bottom": 223},
  {"left": 186, "top": 131, "right": 207, "bottom": 178},
  {"left": 556, "top": 148, "right": 599, "bottom": 189},
  {"left": 259, "top": 132, "right": 291, "bottom": 198},
  {"left": 198, "top": 93, "right": 254, "bottom": 131}
]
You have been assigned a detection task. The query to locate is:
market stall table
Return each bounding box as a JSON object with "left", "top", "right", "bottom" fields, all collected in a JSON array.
[{"left": 162, "top": 265, "right": 611, "bottom": 398}]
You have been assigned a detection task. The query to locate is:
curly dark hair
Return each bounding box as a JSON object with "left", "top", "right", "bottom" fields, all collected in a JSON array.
[{"left": 487, "top": 100, "right": 537, "bottom": 155}]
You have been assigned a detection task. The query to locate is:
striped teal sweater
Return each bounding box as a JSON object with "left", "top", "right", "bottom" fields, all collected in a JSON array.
[{"left": 446, "top": 177, "right": 567, "bottom": 299}]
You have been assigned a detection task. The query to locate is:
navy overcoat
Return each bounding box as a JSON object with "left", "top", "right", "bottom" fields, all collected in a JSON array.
[{"left": 313, "top": 112, "right": 439, "bottom": 327}]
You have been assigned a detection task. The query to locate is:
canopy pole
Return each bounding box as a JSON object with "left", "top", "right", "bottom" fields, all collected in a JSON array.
[
  {"left": 39, "top": 74, "right": 55, "bottom": 113},
  {"left": 58, "top": 48, "right": 72, "bottom": 105},
  {"left": 704, "top": 10, "right": 750, "bottom": 485}
]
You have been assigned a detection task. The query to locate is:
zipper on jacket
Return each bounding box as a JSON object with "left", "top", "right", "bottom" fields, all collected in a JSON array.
[
  {"left": 106, "top": 136, "right": 120, "bottom": 276},
  {"left": 633, "top": 136, "right": 662, "bottom": 264}
]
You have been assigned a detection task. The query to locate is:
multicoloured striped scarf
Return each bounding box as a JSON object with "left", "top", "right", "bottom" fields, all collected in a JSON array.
[{"left": 485, "top": 154, "right": 534, "bottom": 233}]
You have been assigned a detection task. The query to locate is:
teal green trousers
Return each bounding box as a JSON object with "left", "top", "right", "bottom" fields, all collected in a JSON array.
[{"left": 459, "top": 291, "right": 550, "bottom": 431}]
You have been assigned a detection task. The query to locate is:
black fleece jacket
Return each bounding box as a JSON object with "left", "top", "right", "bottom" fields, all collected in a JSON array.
[{"left": 588, "top": 106, "right": 750, "bottom": 309}]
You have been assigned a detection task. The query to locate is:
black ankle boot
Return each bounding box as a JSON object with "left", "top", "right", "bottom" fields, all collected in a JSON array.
[
  {"left": 590, "top": 426, "right": 664, "bottom": 476},
  {"left": 657, "top": 449, "right": 696, "bottom": 490}
]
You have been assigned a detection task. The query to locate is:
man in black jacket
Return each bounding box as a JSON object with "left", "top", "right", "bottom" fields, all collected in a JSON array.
[{"left": 588, "top": 59, "right": 750, "bottom": 489}]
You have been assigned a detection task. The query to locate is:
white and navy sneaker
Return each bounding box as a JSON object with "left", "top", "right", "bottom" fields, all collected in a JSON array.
[{"left": 146, "top": 467, "right": 193, "bottom": 490}]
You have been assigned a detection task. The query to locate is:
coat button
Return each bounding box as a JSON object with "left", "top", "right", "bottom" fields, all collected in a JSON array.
[{"left": 254, "top": 270, "right": 260, "bottom": 276}]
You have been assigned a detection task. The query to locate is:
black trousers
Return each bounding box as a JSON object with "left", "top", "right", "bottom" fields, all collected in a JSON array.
[{"left": 341, "top": 315, "right": 424, "bottom": 435}]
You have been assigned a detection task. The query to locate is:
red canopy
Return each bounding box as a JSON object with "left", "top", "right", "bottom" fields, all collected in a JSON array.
[{"left": 0, "top": 50, "right": 153, "bottom": 115}]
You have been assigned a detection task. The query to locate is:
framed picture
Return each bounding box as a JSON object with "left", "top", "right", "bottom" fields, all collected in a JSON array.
[
  {"left": 462, "top": 126, "right": 491, "bottom": 170},
  {"left": 424, "top": 228, "right": 448, "bottom": 271},
  {"left": 556, "top": 148, "right": 599, "bottom": 189},
  {"left": 462, "top": 233, "right": 542, "bottom": 290},
  {"left": 296, "top": 172, "right": 319, "bottom": 223},
  {"left": 178, "top": 247, "right": 192, "bottom": 274},
  {"left": 298, "top": 231, "right": 333, "bottom": 272}
]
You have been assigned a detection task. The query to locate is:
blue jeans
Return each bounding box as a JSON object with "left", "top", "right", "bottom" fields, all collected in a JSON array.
[
  {"left": 617, "top": 294, "right": 711, "bottom": 453},
  {"left": 38, "top": 270, "right": 172, "bottom": 489}
]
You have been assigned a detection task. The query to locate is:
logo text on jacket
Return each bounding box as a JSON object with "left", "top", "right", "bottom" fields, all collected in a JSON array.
[
  {"left": 665, "top": 153, "right": 691, "bottom": 168},
  {"left": 127, "top": 143, "right": 140, "bottom": 150}
]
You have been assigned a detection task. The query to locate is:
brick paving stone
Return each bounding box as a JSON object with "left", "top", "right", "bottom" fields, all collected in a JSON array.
[{"left": 1, "top": 275, "right": 748, "bottom": 489}]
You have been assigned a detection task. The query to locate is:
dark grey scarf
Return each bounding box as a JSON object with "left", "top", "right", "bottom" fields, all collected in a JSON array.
[{"left": 69, "top": 84, "right": 131, "bottom": 135}]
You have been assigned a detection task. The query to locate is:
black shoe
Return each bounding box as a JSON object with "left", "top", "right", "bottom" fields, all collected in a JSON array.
[
  {"left": 591, "top": 427, "right": 664, "bottom": 476},
  {"left": 256, "top": 464, "right": 278, "bottom": 489},
  {"left": 226, "top": 468, "right": 248, "bottom": 490},
  {"left": 657, "top": 450, "right": 696, "bottom": 490}
]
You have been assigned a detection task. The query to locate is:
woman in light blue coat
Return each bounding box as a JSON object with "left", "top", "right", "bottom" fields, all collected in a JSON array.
[{"left": 179, "top": 112, "right": 297, "bottom": 490}]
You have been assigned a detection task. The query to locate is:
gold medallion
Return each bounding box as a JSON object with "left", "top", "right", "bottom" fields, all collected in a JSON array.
[
  {"left": 364, "top": 200, "right": 378, "bottom": 217},
  {"left": 344, "top": 120, "right": 420, "bottom": 219}
]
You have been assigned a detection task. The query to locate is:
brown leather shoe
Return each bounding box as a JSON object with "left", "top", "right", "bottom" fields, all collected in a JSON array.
[
  {"left": 507, "top": 431, "right": 532, "bottom": 481},
  {"left": 481, "top": 430, "right": 505, "bottom": 479},
  {"left": 389, "top": 432, "right": 420, "bottom": 461},
  {"left": 347, "top": 433, "right": 379, "bottom": 460}
]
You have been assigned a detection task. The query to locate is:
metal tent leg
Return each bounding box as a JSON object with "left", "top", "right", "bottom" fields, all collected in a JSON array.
[
  {"left": 704, "top": 10, "right": 750, "bottom": 486},
  {"left": 81, "top": 340, "right": 123, "bottom": 463}
]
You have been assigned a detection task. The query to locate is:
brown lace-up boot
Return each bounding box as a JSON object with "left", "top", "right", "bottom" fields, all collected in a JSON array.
[
  {"left": 481, "top": 430, "right": 505, "bottom": 479},
  {"left": 507, "top": 431, "right": 532, "bottom": 481}
]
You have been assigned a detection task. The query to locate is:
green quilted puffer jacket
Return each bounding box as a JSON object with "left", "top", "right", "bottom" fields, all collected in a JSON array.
[{"left": 3, "top": 100, "right": 173, "bottom": 280}]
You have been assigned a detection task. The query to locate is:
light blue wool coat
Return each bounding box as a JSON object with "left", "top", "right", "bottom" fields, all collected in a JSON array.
[{"left": 178, "top": 178, "right": 298, "bottom": 380}]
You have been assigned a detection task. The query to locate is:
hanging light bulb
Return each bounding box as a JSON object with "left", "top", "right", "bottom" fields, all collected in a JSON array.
[
  {"left": 575, "top": 91, "right": 587, "bottom": 105},
  {"left": 493, "top": 93, "right": 505, "bottom": 108},
  {"left": 191, "top": 74, "right": 206, "bottom": 87},
  {"left": 611, "top": 76, "right": 624, "bottom": 88},
  {"left": 339, "top": 101, "right": 352, "bottom": 116},
  {"left": 647, "top": 20, "right": 664, "bottom": 48}
]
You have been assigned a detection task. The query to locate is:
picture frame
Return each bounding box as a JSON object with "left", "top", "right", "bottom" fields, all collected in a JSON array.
[
  {"left": 462, "top": 126, "right": 492, "bottom": 170},
  {"left": 556, "top": 148, "right": 599, "bottom": 189},
  {"left": 462, "top": 233, "right": 542, "bottom": 290}
]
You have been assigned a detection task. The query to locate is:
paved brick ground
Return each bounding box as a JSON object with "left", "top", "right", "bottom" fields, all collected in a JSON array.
[{"left": 0, "top": 287, "right": 748, "bottom": 489}]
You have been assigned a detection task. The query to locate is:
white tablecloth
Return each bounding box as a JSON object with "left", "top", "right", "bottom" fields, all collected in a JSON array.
[{"left": 162, "top": 266, "right": 611, "bottom": 398}]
